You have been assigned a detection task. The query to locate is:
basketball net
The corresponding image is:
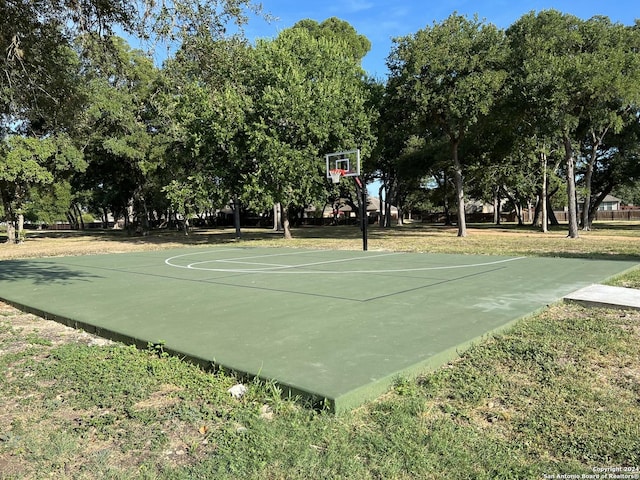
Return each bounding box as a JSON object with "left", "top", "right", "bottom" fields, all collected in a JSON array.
[{"left": 329, "top": 169, "right": 345, "bottom": 184}]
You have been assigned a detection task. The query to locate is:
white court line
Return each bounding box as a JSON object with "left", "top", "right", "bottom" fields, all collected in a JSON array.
[
  {"left": 192, "top": 260, "right": 291, "bottom": 267},
  {"left": 212, "top": 250, "right": 321, "bottom": 262},
  {"left": 172, "top": 249, "right": 332, "bottom": 270},
  {"left": 164, "top": 250, "right": 527, "bottom": 274},
  {"left": 189, "top": 252, "right": 401, "bottom": 271},
  {"left": 165, "top": 248, "right": 320, "bottom": 270},
  {"left": 232, "top": 252, "right": 404, "bottom": 271}
]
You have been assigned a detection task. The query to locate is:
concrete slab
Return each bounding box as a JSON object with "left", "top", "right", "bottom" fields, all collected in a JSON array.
[
  {"left": 0, "top": 247, "right": 636, "bottom": 412},
  {"left": 564, "top": 284, "right": 640, "bottom": 310}
]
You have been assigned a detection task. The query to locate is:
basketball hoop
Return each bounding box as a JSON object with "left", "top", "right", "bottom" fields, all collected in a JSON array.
[
  {"left": 329, "top": 168, "right": 346, "bottom": 184},
  {"left": 325, "top": 149, "right": 359, "bottom": 182}
]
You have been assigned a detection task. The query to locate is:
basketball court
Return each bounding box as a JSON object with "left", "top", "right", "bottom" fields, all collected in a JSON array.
[{"left": 0, "top": 246, "right": 635, "bottom": 412}]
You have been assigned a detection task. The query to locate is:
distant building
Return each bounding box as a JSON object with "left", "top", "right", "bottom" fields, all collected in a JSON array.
[
  {"left": 598, "top": 195, "right": 622, "bottom": 211},
  {"left": 320, "top": 197, "right": 397, "bottom": 218}
]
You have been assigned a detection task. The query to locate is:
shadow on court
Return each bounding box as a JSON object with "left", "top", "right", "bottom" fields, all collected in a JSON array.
[{"left": 0, "top": 260, "right": 102, "bottom": 284}]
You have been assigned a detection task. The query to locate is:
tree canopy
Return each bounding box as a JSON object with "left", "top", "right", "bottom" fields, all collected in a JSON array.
[
  {"left": 2, "top": 4, "right": 639, "bottom": 244},
  {"left": 388, "top": 13, "right": 507, "bottom": 236},
  {"left": 249, "top": 25, "right": 375, "bottom": 237}
]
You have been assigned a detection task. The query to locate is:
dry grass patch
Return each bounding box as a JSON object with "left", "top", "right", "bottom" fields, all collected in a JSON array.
[{"left": 3, "top": 222, "right": 640, "bottom": 262}]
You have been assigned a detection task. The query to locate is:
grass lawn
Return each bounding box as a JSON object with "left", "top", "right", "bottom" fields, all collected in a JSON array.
[{"left": 1, "top": 223, "right": 639, "bottom": 479}]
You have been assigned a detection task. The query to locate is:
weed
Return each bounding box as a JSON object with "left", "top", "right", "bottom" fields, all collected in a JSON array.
[
  {"left": 392, "top": 375, "right": 419, "bottom": 397},
  {"left": 147, "top": 340, "right": 169, "bottom": 358},
  {"left": 24, "top": 332, "right": 52, "bottom": 346}
]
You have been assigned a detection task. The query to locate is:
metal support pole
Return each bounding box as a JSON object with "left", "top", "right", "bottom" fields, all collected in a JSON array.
[
  {"left": 232, "top": 194, "right": 241, "bottom": 240},
  {"left": 355, "top": 177, "right": 368, "bottom": 251}
]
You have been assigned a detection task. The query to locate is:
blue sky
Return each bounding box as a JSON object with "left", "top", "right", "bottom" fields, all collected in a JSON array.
[{"left": 244, "top": 0, "right": 638, "bottom": 78}]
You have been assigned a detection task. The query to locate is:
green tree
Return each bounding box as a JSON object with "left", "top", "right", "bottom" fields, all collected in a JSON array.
[
  {"left": 370, "top": 75, "right": 415, "bottom": 228},
  {"left": 1, "top": 0, "right": 134, "bottom": 130},
  {"left": 575, "top": 19, "right": 640, "bottom": 229},
  {"left": 588, "top": 119, "right": 640, "bottom": 220},
  {"left": 24, "top": 181, "right": 74, "bottom": 226},
  {"left": 74, "top": 36, "right": 160, "bottom": 232},
  {"left": 388, "top": 13, "right": 507, "bottom": 236},
  {"left": 292, "top": 17, "right": 371, "bottom": 64},
  {"left": 1, "top": 32, "right": 86, "bottom": 242},
  {"left": 0, "top": 135, "right": 84, "bottom": 242},
  {"left": 250, "top": 26, "right": 375, "bottom": 239},
  {"left": 1, "top": 0, "right": 262, "bottom": 242},
  {"left": 158, "top": 36, "right": 255, "bottom": 236},
  {"left": 503, "top": 10, "right": 640, "bottom": 237}
]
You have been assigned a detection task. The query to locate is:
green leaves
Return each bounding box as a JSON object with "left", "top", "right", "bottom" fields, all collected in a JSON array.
[
  {"left": 391, "top": 14, "right": 507, "bottom": 139},
  {"left": 507, "top": 10, "right": 639, "bottom": 136},
  {"left": 388, "top": 14, "right": 508, "bottom": 236},
  {"left": 0, "top": 134, "right": 84, "bottom": 241},
  {"left": 250, "top": 26, "right": 375, "bottom": 217},
  {"left": 504, "top": 10, "right": 640, "bottom": 234},
  {"left": 0, "top": 135, "right": 83, "bottom": 185}
]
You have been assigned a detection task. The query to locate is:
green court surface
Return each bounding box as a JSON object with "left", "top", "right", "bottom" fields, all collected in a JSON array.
[{"left": 0, "top": 247, "right": 636, "bottom": 412}]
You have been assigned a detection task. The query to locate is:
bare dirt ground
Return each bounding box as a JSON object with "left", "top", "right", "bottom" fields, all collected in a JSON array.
[{"left": 0, "top": 302, "right": 114, "bottom": 353}]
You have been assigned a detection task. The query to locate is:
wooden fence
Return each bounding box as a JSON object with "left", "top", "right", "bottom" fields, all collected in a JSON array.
[{"left": 552, "top": 210, "right": 640, "bottom": 222}]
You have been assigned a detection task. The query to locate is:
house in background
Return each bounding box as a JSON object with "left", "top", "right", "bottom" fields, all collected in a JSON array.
[
  {"left": 598, "top": 195, "right": 622, "bottom": 211},
  {"left": 319, "top": 197, "right": 398, "bottom": 223}
]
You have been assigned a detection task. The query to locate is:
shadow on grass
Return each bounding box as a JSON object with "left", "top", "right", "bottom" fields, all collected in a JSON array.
[
  {"left": 7, "top": 223, "right": 640, "bottom": 264},
  {"left": 18, "top": 227, "right": 284, "bottom": 246},
  {"left": 590, "top": 221, "right": 640, "bottom": 231}
]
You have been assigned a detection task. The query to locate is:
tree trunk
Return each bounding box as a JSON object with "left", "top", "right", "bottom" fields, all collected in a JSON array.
[
  {"left": 563, "top": 134, "right": 580, "bottom": 239},
  {"left": 282, "top": 205, "right": 292, "bottom": 239},
  {"left": 74, "top": 203, "right": 85, "bottom": 230},
  {"left": 378, "top": 184, "right": 385, "bottom": 227},
  {"left": 183, "top": 215, "right": 190, "bottom": 236},
  {"left": 438, "top": 171, "right": 452, "bottom": 226},
  {"left": 17, "top": 213, "right": 24, "bottom": 243},
  {"left": 387, "top": 176, "right": 397, "bottom": 226},
  {"left": 546, "top": 185, "right": 560, "bottom": 226},
  {"left": 502, "top": 188, "right": 523, "bottom": 225},
  {"left": 1, "top": 186, "right": 17, "bottom": 243},
  {"left": 532, "top": 194, "right": 541, "bottom": 226},
  {"left": 5, "top": 220, "right": 16, "bottom": 244},
  {"left": 580, "top": 142, "right": 597, "bottom": 231},
  {"left": 582, "top": 128, "right": 610, "bottom": 231},
  {"left": 588, "top": 184, "right": 614, "bottom": 227},
  {"left": 385, "top": 176, "right": 403, "bottom": 226},
  {"left": 141, "top": 200, "right": 150, "bottom": 233},
  {"left": 67, "top": 205, "right": 76, "bottom": 229},
  {"left": 541, "top": 151, "right": 548, "bottom": 233},
  {"left": 493, "top": 186, "right": 501, "bottom": 225},
  {"left": 451, "top": 141, "right": 467, "bottom": 237},
  {"left": 233, "top": 194, "right": 241, "bottom": 239},
  {"left": 66, "top": 209, "right": 78, "bottom": 230},
  {"left": 273, "top": 203, "right": 282, "bottom": 231},
  {"left": 134, "top": 190, "right": 150, "bottom": 234}
]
